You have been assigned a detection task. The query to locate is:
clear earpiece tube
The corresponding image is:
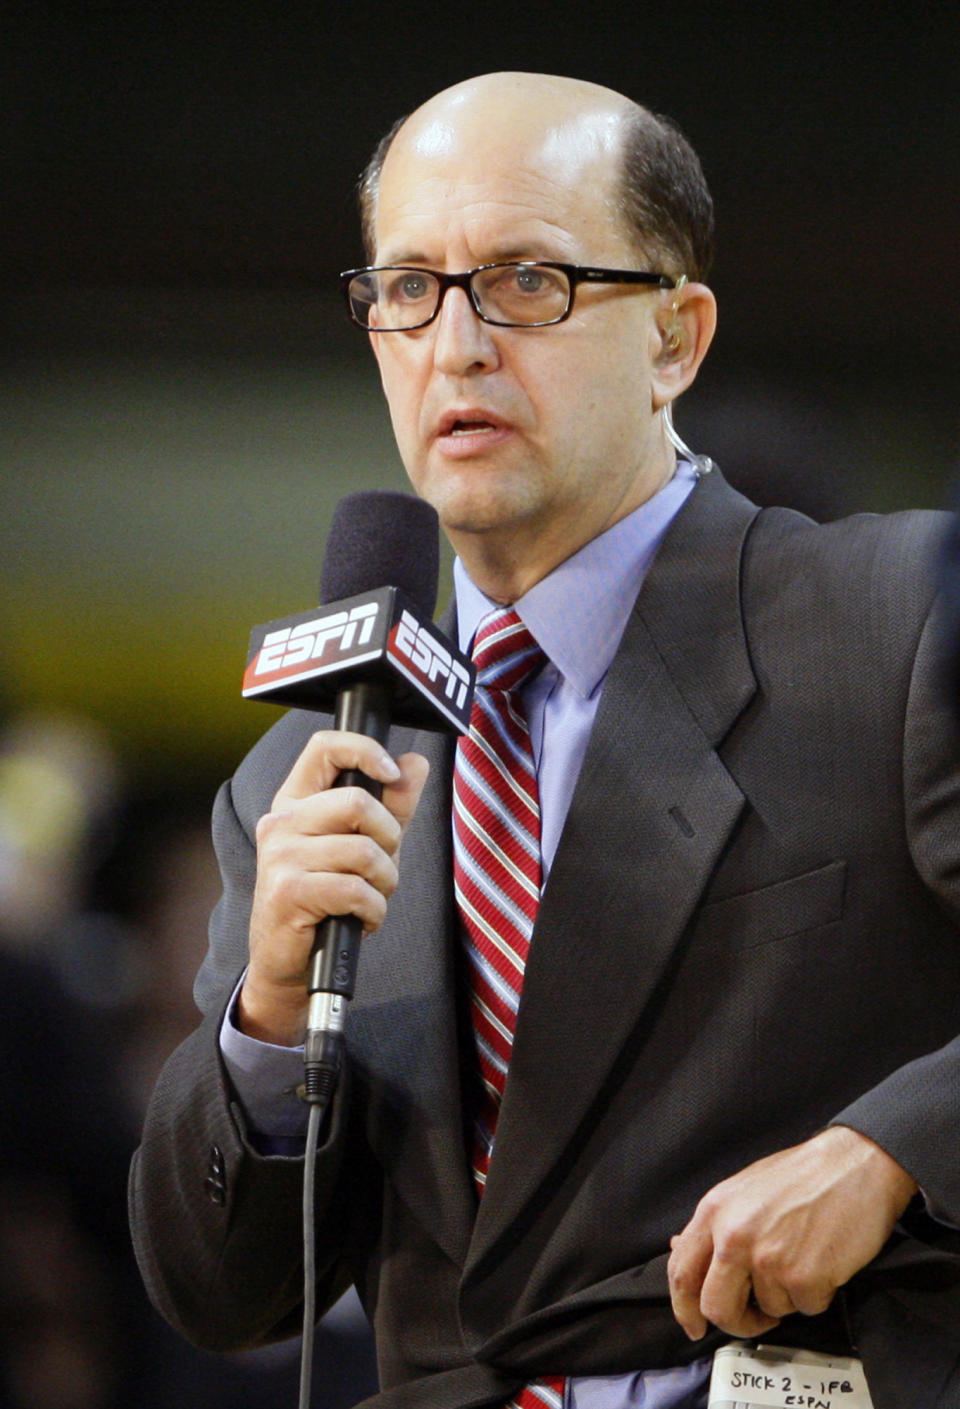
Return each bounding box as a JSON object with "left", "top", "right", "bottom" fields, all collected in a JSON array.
[{"left": 663, "top": 403, "right": 714, "bottom": 477}]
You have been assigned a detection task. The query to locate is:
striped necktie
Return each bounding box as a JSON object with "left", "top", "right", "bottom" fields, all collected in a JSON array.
[{"left": 453, "top": 606, "right": 565, "bottom": 1409}]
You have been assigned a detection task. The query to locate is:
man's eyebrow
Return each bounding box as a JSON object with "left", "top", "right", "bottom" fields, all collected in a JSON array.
[
  {"left": 485, "top": 247, "right": 563, "bottom": 264},
  {"left": 376, "top": 250, "right": 430, "bottom": 267},
  {"left": 376, "top": 246, "right": 564, "bottom": 268}
]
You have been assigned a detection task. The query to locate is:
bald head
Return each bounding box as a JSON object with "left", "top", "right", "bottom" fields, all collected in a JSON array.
[
  {"left": 389, "top": 73, "right": 633, "bottom": 180},
  {"left": 358, "top": 72, "right": 713, "bottom": 280}
]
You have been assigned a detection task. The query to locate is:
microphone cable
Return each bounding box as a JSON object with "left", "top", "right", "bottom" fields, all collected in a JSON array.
[{"left": 298, "top": 1097, "right": 325, "bottom": 1409}]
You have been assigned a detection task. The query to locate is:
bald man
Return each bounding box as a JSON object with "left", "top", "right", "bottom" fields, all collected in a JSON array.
[{"left": 131, "top": 75, "right": 960, "bottom": 1409}]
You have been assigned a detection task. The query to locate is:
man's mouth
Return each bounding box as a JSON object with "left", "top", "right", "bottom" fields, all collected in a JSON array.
[
  {"left": 433, "top": 410, "right": 513, "bottom": 454},
  {"left": 449, "top": 420, "right": 497, "bottom": 435},
  {"left": 436, "top": 408, "right": 508, "bottom": 435}
]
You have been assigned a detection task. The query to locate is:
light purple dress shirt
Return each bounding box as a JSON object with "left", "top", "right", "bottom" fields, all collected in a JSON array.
[{"left": 222, "top": 460, "right": 713, "bottom": 1407}]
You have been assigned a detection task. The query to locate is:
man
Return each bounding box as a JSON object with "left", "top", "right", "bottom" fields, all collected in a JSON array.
[{"left": 130, "top": 74, "right": 960, "bottom": 1408}]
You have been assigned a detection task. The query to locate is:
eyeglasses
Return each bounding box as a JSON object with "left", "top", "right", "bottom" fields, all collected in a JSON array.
[{"left": 339, "top": 261, "right": 677, "bottom": 331}]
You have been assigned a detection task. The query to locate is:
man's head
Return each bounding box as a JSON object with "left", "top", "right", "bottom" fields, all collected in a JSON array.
[{"left": 356, "top": 73, "right": 717, "bottom": 600}]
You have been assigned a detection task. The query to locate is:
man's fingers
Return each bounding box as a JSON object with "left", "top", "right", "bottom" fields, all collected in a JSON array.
[
  {"left": 667, "top": 1227, "right": 712, "bottom": 1340},
  {"left": 384, "top": 751, "right": 431, "bottom": 835},
  {"left": 273, "top": 737, "right": 428, "bottom": 838},
  {"left": 699, "top": 1252, "right": 783, "bottom": 1337},
  {"left": 744, "top": 1264, "right": 796, "bottom": 1321},
  {"left": 284, "top": 866, "right": 390, "bottom": 933},
  {"left": 261, "top": 750, "right": 429, "bottom": 856},
  {"left": 259, "top": 786, "right": 402, "bottom": 855},
  {"left": 274, "top": 729, "right": 403, "bottom": 804},
  {"left": 751, "top": 1258, "right": 834, "bottom": 1320},
  {"left": 671, "top": 1225, "right": 785, "bottom": 1339},
  {"left": 259, "top": 829, "right": 401, "bottom": 904}
]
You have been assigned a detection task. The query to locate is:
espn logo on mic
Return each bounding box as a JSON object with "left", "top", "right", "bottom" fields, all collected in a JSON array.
[
  {"left": 243, "top": 587, "right": 474, "bottom": 734},
  {"left": 247, "top": 602, "right": 380, "bottom": 681}
]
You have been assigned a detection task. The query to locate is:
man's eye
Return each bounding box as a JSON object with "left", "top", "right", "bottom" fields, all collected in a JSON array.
[
  {"left": 486, "top": 265, "right": 552, "bottom": 296},
  {"left": 513, "top": 267, "right": 547, "bottom": 293},
  {"left": 389, "top": 273, "right": 431, "bottom": 301}
]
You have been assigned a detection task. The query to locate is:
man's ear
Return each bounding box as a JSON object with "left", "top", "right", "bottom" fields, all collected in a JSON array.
[{"left": 650, "top": 280, "right": 717, "bottom": 410}]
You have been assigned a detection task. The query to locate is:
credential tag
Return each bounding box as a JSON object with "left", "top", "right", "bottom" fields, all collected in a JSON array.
[{"left": 708, "top": 1342, "right": 873, "bottom": 1409}]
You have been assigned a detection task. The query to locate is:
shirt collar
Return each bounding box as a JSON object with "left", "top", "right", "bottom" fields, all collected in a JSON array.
[{"left": 454, "top": 460, "right": 699, "bottom": 700}]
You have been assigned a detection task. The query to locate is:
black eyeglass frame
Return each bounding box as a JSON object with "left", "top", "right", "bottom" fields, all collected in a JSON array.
[{"left": 339, "top": 261, "right": 677, "bottom": 330}]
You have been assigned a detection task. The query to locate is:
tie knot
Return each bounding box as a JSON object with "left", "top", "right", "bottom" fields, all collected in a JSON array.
[{"left": 471, "top": 607, "right": 545, "bottom": 693}]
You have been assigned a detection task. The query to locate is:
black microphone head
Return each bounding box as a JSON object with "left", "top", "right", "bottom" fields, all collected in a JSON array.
[{"left": 320, "top": 490, "right": 440, "bottom": 618}]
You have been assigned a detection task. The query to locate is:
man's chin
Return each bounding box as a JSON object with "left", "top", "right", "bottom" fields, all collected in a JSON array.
[
  {"left": 411, "top": 469, "right": 538, "bottom": 540},
  {"left": 434, "top": 496, "right": 534, "bottom": 541}
]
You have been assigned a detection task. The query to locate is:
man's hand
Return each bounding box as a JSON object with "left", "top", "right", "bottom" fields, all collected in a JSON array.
[
  {"left": 238, "top": 730, "right": 429, "bottom": 1046},
  {"left": 667, "top": 1126, "right": 918, "bottom": 1340}
]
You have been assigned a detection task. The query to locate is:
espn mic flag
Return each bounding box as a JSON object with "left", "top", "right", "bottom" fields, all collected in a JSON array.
[{"left": 243, "top": 586, "right": 472, "bottom": 733}]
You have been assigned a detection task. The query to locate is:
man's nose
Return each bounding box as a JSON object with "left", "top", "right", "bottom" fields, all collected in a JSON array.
[{"left": 431, "top": 285, "right": 500, "bottom": 375}]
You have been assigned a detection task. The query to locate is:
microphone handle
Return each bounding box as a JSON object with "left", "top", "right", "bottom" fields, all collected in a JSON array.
[
  {"left": 302, "top": 679, "right": 391, "bottom": 1106},
  {"left": 307, "top": 678, "right": 392, "bottom": 999}
]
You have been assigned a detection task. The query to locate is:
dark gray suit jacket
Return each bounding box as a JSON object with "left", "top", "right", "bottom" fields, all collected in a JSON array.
[{"left": 130, "top": 470, "right": 960, "bottom": 1408}]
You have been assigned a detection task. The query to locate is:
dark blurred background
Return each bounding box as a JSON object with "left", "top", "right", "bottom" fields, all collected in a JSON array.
[{"left": 1, "top": 2, "right": 958, "bottom": 1405}]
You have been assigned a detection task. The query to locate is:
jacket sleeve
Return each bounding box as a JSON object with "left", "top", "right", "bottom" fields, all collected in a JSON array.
[
  {"left": 832, "top": 600, "right": 960, "bottom": 1223},
  {"left": 129, "top": 715, "right": 377, "bottom": 1351}
]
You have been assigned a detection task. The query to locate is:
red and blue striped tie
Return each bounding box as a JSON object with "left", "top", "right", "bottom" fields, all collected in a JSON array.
[{"left": 453, "top": 606, "right": 565, "bottom": 1409}]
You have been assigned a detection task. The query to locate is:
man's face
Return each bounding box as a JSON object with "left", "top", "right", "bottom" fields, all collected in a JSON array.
[{"left": 369, "top": 79, "right": 674, "bottom": 589}]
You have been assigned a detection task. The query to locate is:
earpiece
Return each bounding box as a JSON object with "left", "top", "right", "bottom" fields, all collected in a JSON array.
[
  {"left": 661, "top": 325, "right": 685, "bottom": 358},
  {"left": 659, "top": 274, "right": 688, "bottom": 360},
  {"left": 657, "top": 275, "right": 714, "bottom": 476},
  {"left": 662, "top": 403, "right": 714, "bottom": 477}
]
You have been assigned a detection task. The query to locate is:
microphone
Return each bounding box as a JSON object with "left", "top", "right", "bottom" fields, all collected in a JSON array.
[{"left": 243, "top": 489, "right": 474, "bottom": 1103}]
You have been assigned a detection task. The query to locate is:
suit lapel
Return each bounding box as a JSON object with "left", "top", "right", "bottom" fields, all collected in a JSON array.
[{"left": 465, "top": 469, "right": 761, "bottom": 1268}]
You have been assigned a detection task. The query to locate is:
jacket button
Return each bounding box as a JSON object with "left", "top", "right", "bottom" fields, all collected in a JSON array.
[
  {"left": 205, "top": 1145, "right": 227, "bottom": 1205},
  {"left": 204, "top": 1176, "right": 226, "bottom": 1206}
]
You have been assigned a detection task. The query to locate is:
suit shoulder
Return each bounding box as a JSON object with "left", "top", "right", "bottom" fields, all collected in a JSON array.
[
  {"left": 735, "top": 504, "right": 950, "bottom": 688},
  {"left": 229, "top": 707, "right": 330, "bottom": 831},
  {"left": 745, "top": 503, "right": 946, "bottom": 615}
]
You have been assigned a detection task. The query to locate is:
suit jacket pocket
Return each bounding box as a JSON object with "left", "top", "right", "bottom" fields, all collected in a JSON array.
[{"left": 692, "top": 859, "right": 847, "bottom": 949}]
